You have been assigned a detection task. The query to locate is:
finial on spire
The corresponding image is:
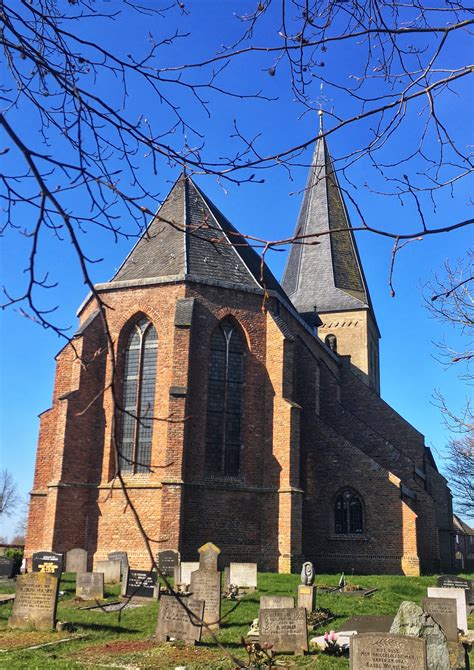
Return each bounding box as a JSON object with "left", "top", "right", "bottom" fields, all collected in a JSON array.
[{"left": 318, "top": 109, "right": 324, "bottom": 135}]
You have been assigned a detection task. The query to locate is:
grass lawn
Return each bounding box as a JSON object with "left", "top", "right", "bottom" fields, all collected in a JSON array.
[{"left": 0, "top": 572, "right": 473, "bottom": 669}]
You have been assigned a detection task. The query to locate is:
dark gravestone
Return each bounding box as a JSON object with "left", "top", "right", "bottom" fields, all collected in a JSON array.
[
  {"left": 0, "top": 556, "right": 14, "bottom": 579},
  {"left": 259, "top": 607, "right": 308, "bottom": 655},
  {"left": 421, "top": 597, "right": 458, "bottom": 642},
  {"left": 341, "top": 615, "right": 394, "bottom": 634},
  {"left": 437, "top": 575, "right": 473, "bottom": 605},
  {"left": 123, "top": 568, "right": 159, "bottom": 599},
  {"left": 9, "top": 573, "right": 59, "bottom": 631},
  {"left": 190, "top": 568, "right": 221, "bottom": 631},
  {"left": 156, "top": 595, "right": 205, "bottom": 644},
  {"left": 76, "top": 572, "right": 104, "bottom": 600},
  {"left": 108, "top": 551, "right": 129, "bottom": 577},
  {"left": 158, "top": 550, "right": 179, "bottom": 578},
  {"left": 32, "top": 551, "right": 63, "bottom": 579},
  {"left": 65, "top": 548, "right": 88, "bottom": 574},
  {"left": 350, "top": 633, "right": 427, "bottom": 669}
]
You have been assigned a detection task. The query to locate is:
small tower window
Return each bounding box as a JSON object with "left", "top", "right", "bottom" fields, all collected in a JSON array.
[
  {"left": 325, "top": 333, "right": 337, "bottom": 352},
  {"left": 335, "top": 489, "right": 363, "bottom": 534},
  {"left": 205, "top": 318, "right": 245, "bottom": 477},
  {"left": 118, "top": 317, "right": 158, "bottom": 473}
]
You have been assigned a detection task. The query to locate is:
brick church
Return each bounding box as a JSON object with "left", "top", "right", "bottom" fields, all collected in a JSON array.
[{"left": 25, "top": 130, "right": 454, "bottom": 575}]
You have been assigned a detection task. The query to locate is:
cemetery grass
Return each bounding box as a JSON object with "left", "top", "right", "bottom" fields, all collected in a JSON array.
[{"left": 0, "top": 573, "right": 472, "bottom": 669}]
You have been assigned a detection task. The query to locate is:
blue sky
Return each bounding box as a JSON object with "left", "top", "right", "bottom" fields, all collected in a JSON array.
[{"left": 0, "top": 1, "right": 472, "bottom": 539}]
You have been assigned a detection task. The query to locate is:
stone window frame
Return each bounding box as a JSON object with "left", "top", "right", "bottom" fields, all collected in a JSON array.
[
  {"left": 117, "top": 315, "right": 158, "bottom": 474},
  {"left": 333, "top": 487, "right": 365, "bottom": 536},
  {"left": 205, "top": 316, "right": 246, "bottom": 479}
]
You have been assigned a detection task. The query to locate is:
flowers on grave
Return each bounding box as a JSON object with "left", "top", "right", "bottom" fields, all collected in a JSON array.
[
  {"left": 239, "top": 636, "right": 282, "bottom": 669},
  {"left": 322, "top": 630, "right": 347, "bottom": 657}
]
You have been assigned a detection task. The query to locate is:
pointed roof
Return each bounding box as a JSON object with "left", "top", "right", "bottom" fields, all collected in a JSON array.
[
  {"left": 112, "top": 173, "right": 286, "bottom": 299},
  {"left": 282, "top": 133, "right": 379, "bottom": 332}
]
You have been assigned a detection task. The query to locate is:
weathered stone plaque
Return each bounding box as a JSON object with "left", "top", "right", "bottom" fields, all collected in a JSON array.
[
  {"left": 427, "top": 587, "right": 467, "bottom": 633},
  {"left": 341, "top": 615, "right": 394, "bottom": 633},
  {"left": 259, "top": 607, "right": 308, "bottom": 655},
  {"left": 437, "top": 575, "right": 473, "bottom": 605},
  {"left": 297, "top": 584, "right": 315, "bottom": 612},
  {"left": 260, "top": 595, "right": 294, "bottom": 609},
  {"left": 108, "top": 551, "right": 129, "bottom": 577},
  {"left": 422, "top": 597, "right": 458, "bottom": 641},
  {"left": 123, "top": 568, "right": 159, "bottom": 598},
  {"left": 9, "top": 573, "right": 59, "bottom": 631},
  {"left": 65, "top": 547, "right": 88, "bottom": 574},
  {"left": 350, "top": 633, "right": 426, "bottom": 669},
  {"left": 198, "top": 542, "right": 221, "bottom": 571},
  {"left": 95, "top": 559, "right": 121, "bottom": 584},
  {"left": 76, "top": 572, "right": 104, "bottom": 600},
  {"left": 176, "top": 562, "right": 199, "bottom": 586},
  {"left": 229, "top": 562, "right": 257, "bottom": 590},
  {"left": 158, "top": 550, "right": 180, "bottom": 577},
  {"left": 32, "top": 551, "right": 63, "bottom": 578},
  {"left": 156, "top": 595, "right": 204, "bottom": 644},
  {"left": 0, "top": 556, "right": 14, "bottom": 579},
  {"left": 190, "top": 568, "right": 221, "bottom": 630}
]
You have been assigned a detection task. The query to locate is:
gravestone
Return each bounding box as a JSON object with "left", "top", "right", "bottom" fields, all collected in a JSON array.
[
  {"left": 76, "top": 572, "right": 104, "bottom": 600},
  {"left": 198, "top": 542, "right": 220, "bottom": 571},
  {"left": 229, "top": 562, "right": 257, "bottom": 591},
  {"left": 122, "top": 568, "right": 159, "bottom": 598},
  {"left": 0, "top": 556, "right": 14, "bottom": 579},
  {"left": 95, "top": 559, "right": 121, "bottom": 584},
  {"left": 175, "top": 562, "right": 199, "bottom": 587},
  {"left": 108, "top": 551, "right": 129, "bottom": 577},
  {"left": 297, "top": 584, "right": 316, "bottom": 613},
  {"left": 259, "top": 607, "right": 308, "bottom": 655},
  {"left": 32, "top": 551, "right": 63, "bottom": 579},
  {"left": 390, "top": 601, "right": 450, "bottom": 670},
  {"left": 190, "top": 567, "right": 221, "bottom": 630},
  {"left": 223, "top": 566, "right": 230, "bottom": 592},
  {"left": 350, "top": 633, "right": 426, "bottom": 669},
  {"left": 427, "top": 587, "right": 468, "bottom": 633},
  {"left": 158, "top": 550, "right": 180, "bottom": 578},
  {"left": 437, "top": 575, "right": 473, "bottom": 605},
  {"left": 260, "top": 595, "right": 295, "bottom": 609},
  {"left": 9, "top": 572, "right": 59, "bottom": 631},
  {"left": 340, "top": 615, "right": 394, "bottom": 633},
  {"left": 156, "top": 595, "right": 205, "bottom": 644},
  {"left": 422, "top": 597, "right": 458, "bottom": 641},
  {"left": 65, "top": 548, "right": 88, "bottom": 574}
]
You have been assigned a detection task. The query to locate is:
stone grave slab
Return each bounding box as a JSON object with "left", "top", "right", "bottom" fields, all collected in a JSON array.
[
  {"left": 95, "top": 559, "right": 121, "bottom": 584},
  {"left": 176, "top": 562, "right": 199, "bottom": 587},
  {"left": 31, "top": 551, "right": 63, "bottom": 579},
  {"left": 422, "top": 596, "right": 458, "bottom": 641},
  {"left": 260, "top": 595, "right": 294, "bottom": 609},
  {"left": 0, "top": 556, "right": 15, "bottom": 579},
  {"left": 259, "top": 607, "right": 308, "bottom": 655},
  {"left": 350, "top": 633, "right": 426, "bottom": 669},
  {"left": 190, "top": 568, "right": 221, "bottom": 631},
  {"left": 65, "top": 548, "right": 88, "bottom": 574},
  {"left": 198, "top": 542, "right": 221, "bottom": 571},
  {"left": 340, "top": 615, "right": 394, "bottom": 633},
  {"left": 297, "top": 584, "right": 315, "bottom": 612},
  {"left": 122, "top": 568, "right": 159, "bottom": 599},
  {"left": 158, "top": 550, "right": 180, "bottom": 578},
  {"left": 76, "top": 572, "right": 104, "bottom": 600},
  {"left": 9, "top": 572, "right": 59, "bottom": 631},
  {"left": 437, "top": 575, "right": 473, "bottom": 605},
  {"left": 427, "top": 587, "right": 468, "bottom": 633},
  {"left": 108, "top": 551, "right": 129, "bottom": 577},
  {"left": 156, "top": 595, "right": 205, "bottom": 644},
  {"left": 229, "top": 562, "right": 257, "bottom": 590}
]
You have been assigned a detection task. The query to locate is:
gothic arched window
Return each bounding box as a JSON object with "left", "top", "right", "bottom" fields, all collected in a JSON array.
[
  {"left": 206, "top": 319, "right": 245, "bottom": 477},
  {"left": 335, "top": 489, "right": 363, "bottom": 534},
  {"left": 118, "top": 317, "right": 158, "bottom": 473}
]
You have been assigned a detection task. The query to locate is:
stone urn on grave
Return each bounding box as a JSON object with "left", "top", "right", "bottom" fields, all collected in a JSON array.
[{"left": 298, "top": 562, "right": 316, "bottom": 613}]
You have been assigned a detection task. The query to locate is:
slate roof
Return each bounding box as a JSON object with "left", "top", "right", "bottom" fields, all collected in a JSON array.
[
  {"left": 281, "top": 136, "right": 378, "bottom": 330},
  {"left": 112, "top": 174, "right": 287, "bottom": 299}
]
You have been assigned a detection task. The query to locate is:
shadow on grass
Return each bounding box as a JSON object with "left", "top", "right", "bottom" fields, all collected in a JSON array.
[{"left": 76, "top": 622, "right": 141, "bottom": 634}]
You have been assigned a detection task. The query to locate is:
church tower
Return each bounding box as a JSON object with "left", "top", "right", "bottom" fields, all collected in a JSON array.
[{"left": 282, "top": 115, "right": 381, "bottom": 393}]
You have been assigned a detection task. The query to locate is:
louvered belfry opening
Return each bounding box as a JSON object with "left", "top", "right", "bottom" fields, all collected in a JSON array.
[
  {"left": 205, "top": 319, "right": 245, "bottom": 478},
  {"left": 118, "top": 317, "right": 158, "bottom": 473}
]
